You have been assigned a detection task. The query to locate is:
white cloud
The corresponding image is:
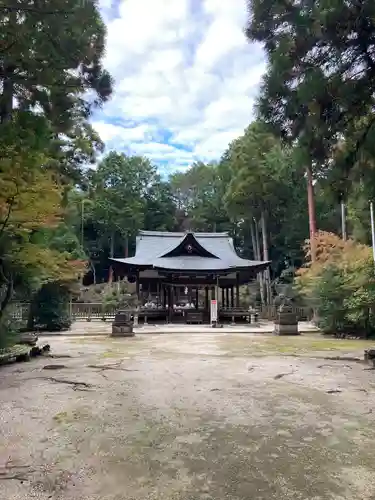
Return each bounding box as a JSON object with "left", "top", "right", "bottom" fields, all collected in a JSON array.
[
  {"left": 194, "top": 18, "right": 247, "bottom": 70},
  {"left": 94, "top": 0, "right": 265, "bottom": 171},
  {"left": 92, "top": 121, "right": 150, "bottom": 143}
]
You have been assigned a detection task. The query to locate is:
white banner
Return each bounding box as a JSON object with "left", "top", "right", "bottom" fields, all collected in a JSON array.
[{"left": 210, "top": 299, "right": 217, "bottom": 323}]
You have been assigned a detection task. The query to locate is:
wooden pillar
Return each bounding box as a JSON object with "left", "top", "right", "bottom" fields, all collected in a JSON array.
[
  {"left": 230, "top": 286, "right": 234, "bottom": 308},
  {"left": 205, "top": 287, "right": 209, "bottom": 311},
  {"left": 221, "top": 288, "right": 225, "bottom": 308},
  {"left": 163, "top": 285, "right": 167, "bottom": 308},
  {"left": 168, "top": 286, "right": 173, "bottom": 322},
  {"left": 136, "top": 275, "right": 140, "bottom": 305},
  {"left": 226, "top": 287, "right": 229, "bottom": 308},
  {"left": 236, "top": 273, "right": 240, "bottom": 308},
  {"left": 211, "top": 286, "right": 215, "bottom": 300},
  {"left": 195, "top": 288, "right": 199, "bottom": 309}
]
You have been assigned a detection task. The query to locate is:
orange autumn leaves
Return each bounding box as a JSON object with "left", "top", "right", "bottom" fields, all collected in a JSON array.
[
  {"left": 0, "top": 140, "right": 86, "bottom": 284},
  {"left": 296, "top": 231, "right": 375, "bottom": 333}
]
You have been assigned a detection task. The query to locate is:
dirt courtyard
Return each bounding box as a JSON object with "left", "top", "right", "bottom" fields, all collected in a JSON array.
[{"left": 2, "top": 332, "right": 375, "bottom": 500}]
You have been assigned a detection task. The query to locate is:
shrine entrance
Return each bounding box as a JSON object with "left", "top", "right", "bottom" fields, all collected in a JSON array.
[{"left": 110, "top": 230, "right": 271, "bottom": 325}]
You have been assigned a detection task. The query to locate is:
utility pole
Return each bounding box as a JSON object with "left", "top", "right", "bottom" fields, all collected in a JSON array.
[
  {"left": 81, "top": 198, "right": 85, "bottom": 249},
  {"left": 80, "top": 198, "right": 87, "bottom": 286},
  {"left": 306, "top": 165, "right": 317, "bottom": 261},
  {"left": 341, "top": 201, "right": 347, "bottom": 241},
  {"left": 370, "top": 201, "right": 375, "bottom": 265}
]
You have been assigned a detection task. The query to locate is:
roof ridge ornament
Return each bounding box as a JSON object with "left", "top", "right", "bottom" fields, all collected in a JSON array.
[{"left": 160, "top": 232, "right": 219, "bottom": 259}]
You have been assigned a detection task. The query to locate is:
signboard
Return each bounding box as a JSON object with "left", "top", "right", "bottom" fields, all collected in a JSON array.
[{"left": 210, "top": 299, "right": 217, "bottom": 323}]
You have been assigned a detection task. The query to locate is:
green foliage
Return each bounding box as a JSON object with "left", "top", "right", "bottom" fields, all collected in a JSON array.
[
  {"left": 31, "top": 283, "right": 72, "bottom": 332},
  {"left": 0, "top": 114, "right": 86, "bottom": 335},
  {"left": 144, "top": 181, "right": 176, "bottom": 231},
  {"left": 90, "top": 152, "right": 158, "bottom": 239},
  {"left": 0, "top": 0, "right": 113, "bottom": 126},
  {"left": 0, "top": 0, "right": 112, "bottom": 340},
  {"left": 246, "top": 0, "right": 375, "bottom": 175},
  {"left": 296, "top": 232, "right": 375, "bottom": 336},
  {"left": 225, "top": 122, "right": 287, "bottom": 214},
  {"left": 170, "top": 161, "right": 232, "bottom": 232},
  {"left": 0, "top": 307, "right": 22, "bottom": 349},
  {"left": 102, "top": 283, "right": 137, "bottom": 312},
  {"left": 222, "top": 121, "right": 309, "bottom": 266}
]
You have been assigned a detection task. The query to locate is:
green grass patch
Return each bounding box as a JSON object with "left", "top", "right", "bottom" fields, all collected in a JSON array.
[
  {"left": 53, "top": 408, "right": 90, "bottom": 424},
  {"left": 0, "top": 344, "right": 30, "bottom": 364},
  {"left": 218, "top": 334, "right": 374, "bottom": 357}
]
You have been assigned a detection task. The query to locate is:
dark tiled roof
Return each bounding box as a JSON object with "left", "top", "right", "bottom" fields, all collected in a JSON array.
[{"left": 110, "top": 230, "right": 270, "bottom": 272}]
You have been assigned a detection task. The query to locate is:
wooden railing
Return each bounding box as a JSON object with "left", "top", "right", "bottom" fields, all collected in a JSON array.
[
  {"left": 10, "top": 302, "right": 313, "bottom": 323},
  {"left": 9, "top": 302, "right": 29, "bottom": 321},
  {"left": 9, "top": 302, "right": 119, "bottom": 322},
  {"left": 71, "top": 302, "right": 117, "bottom": 321},
  {"left": 258, "top": 305, "right": 313, "bottom": 321}
]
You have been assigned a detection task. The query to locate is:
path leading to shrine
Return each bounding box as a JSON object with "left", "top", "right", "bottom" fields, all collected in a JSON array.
[{"left": 2, "top": 332, "right": 375, "bottom": 499}]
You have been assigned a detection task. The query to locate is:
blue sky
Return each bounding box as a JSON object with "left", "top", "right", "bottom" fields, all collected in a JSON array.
[{"left": 94, "top": 0, "right": 266, "bottom": 174}]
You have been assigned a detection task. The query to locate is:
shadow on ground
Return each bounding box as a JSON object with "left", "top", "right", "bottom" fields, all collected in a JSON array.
[{"left": 1, "top": 332, "right": 375, "bottom": 499}]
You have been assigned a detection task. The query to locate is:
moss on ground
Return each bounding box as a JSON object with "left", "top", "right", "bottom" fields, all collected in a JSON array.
[
  {"left": 71, "top": 332, "right": 374, "bottom": 360},
  {"left": 218, "top": 334, "right": 374, "bottom": 357},
  {"left": 53, "top": 408, "right": 91, "bottom": 424}
]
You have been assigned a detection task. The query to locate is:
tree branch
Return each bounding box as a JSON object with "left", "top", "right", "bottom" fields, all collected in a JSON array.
[
  {"left": 0, "top": 266, "right": 13, "bottom": 320},
  {"left": 0, "top": 6, "right": 76, "bottom": 14},
  {"left": 344, "top": 115, "right": 375, "bottom": 172},
  {"left": 0, "top": 190, "right": 17, "bottom": 239}
]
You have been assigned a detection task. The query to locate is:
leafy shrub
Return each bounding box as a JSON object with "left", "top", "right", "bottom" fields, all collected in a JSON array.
[
  {"left": 102, "top": 286, "right": 138, "bottom": 313},
  {"left": 30, "top": 282, "right": 72, "bottom": 331},
  {"left": 0, "top": 310, "right": 21, "bottom": 348},
  {"left": 296, "top": 231, "right": 375, "bottom": 337}
]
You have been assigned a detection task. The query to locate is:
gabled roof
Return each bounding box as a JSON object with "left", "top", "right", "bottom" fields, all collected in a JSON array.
[{"left": 111, "top": 230, "right": 270, "bottom": 273}]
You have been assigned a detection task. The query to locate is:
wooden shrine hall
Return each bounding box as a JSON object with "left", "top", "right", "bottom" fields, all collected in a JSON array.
[{"left": 110, "top": 230, "right": 271, "bottom": 324}]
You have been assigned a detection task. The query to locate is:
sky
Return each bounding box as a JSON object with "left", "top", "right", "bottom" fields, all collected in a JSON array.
[{"left": 93, "top": 0, "right": 266, "bottom": 174}]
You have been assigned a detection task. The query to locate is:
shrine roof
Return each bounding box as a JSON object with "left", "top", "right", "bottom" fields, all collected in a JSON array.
[{"left": 110, "top": 230, "right": 270, "bottom": 272}]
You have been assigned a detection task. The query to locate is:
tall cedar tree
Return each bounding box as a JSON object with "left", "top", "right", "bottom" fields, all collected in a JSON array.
[
  {"left": 246, "top": 0, "right": 375, "bottom": 181},
  {"left": 0, "top": 0, "right": 112, "bottom": 127}
]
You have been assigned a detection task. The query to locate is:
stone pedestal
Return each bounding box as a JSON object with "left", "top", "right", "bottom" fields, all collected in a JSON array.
[
  {"left": 364, "top": 348, "right": 375, "bottom": 367},
  {"left": 19, "top": 333, "right": 38, "bottom": 346},
  {"left": 274, "top": 310, "right": 299, "bottom": 336},
  {"left": 111, "top": 310, "right": 134, "bottom": 337}
]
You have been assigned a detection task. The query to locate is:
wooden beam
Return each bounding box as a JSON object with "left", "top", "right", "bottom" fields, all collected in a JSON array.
[{"left": 236, "top": 273, "right": 240, "bottom": 308}]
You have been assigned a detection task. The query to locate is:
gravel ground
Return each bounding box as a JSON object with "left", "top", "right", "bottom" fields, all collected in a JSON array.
[{"left": 1, "top": 332, "right": 375, "bottom": 500}]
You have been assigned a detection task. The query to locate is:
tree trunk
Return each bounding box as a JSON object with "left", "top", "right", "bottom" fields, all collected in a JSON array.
[
  {"left": 254, "top": 218, "right": 261, "bottom": 261},
  {"left": 0, "top": 277, "right": 13, "bottom": 321},
  {"left": 0, "top": 11, "right": 16, "bottom": 123},
  {"left": 260, "top": 211, "right": 271, "bottom": 304},
  {"left": 0, "top": 65, "right": 14, "bottom": 124},
  {"left": 306, "top": 164, "right": 317, "bottom": 261},
  {"left": 341, "top": 201, "right": 347, "bottom": 240},
  {"left": 26, "top": 295, "right": 39, "bottom": 331},
  {"left": 125, "top": 234, "right": 129, "bottom": 258},
  {"left": 249, "top": 219, "right": 257, "bottom": 260},
  {"left": 108, "top": 232, "right": 115, "bottom": 283},
  {"left": 90, "top": 260, "right": 96, "bottom": 285},
  {"left": 254, "top": 218, "right": 265, "bottom": 305},
  {"left": 260, "top": 211, "right": 269, "bottom": 261}
]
